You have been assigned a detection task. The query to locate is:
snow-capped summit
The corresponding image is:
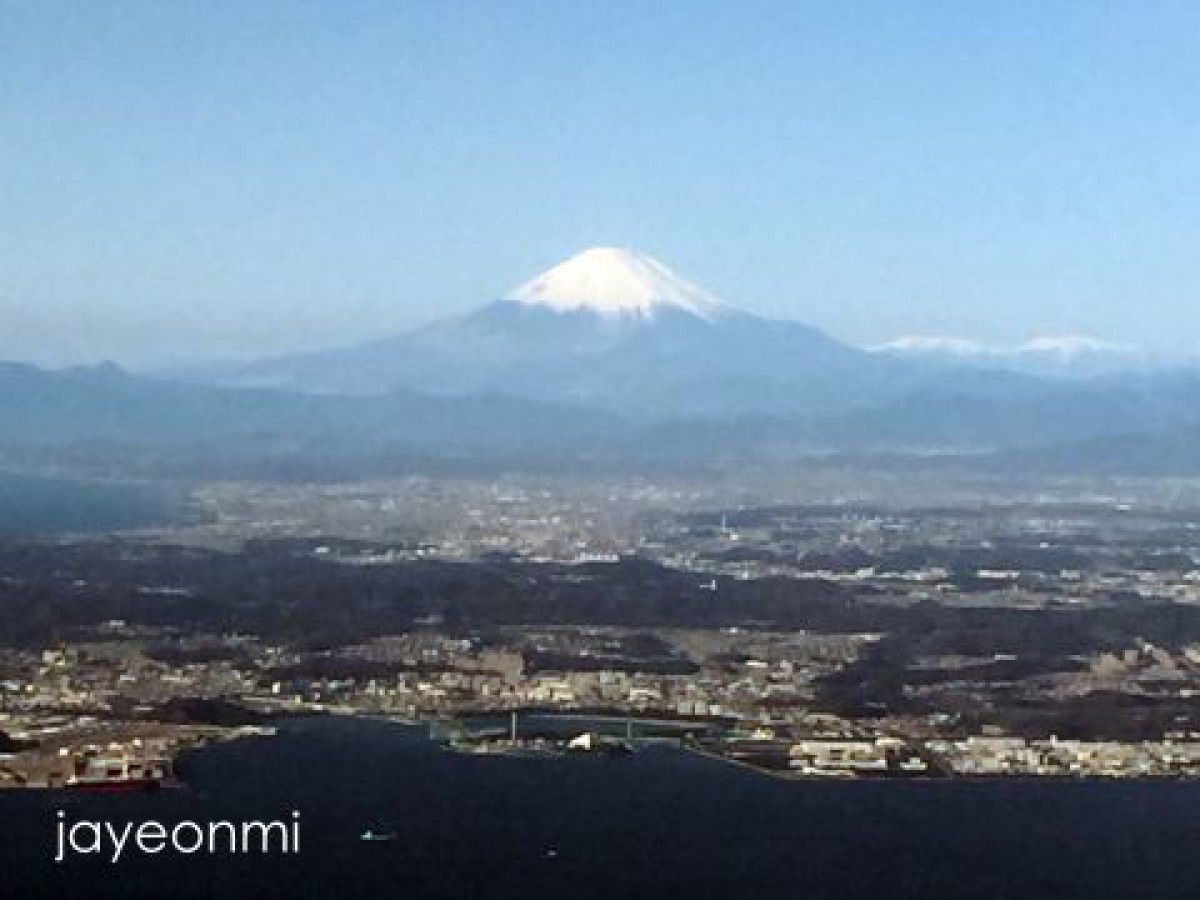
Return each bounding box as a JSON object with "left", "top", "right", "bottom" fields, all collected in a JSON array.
[{"left": 508, "top": 247, "right": 725, "bottom": 320}]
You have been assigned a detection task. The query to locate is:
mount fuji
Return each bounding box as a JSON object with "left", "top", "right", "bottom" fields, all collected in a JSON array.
[
  {"left": 8, "top": 246, "right": 1200, "bottom": 479},
  {"left": 207, "top": 247, "right": 894, "bottom": 415}
]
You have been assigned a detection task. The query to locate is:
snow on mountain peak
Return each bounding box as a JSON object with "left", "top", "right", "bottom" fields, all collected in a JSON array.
[
  {"left": 1015, "top": 335, "right": 1138, "bottom": 361},
  {"left": 873, "top": 333, "right": 1140, "bottom": 361},
  {"left": 508, "top": 247, "right": 724, "bottom": 319},
  {"left": 873, "top": 335, "right": 987, "bottom": 356}
]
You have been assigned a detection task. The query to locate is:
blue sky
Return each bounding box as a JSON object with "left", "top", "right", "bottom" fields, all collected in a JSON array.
[{"left": 3, "top": 1, "right": 1199, "bottom": 364}]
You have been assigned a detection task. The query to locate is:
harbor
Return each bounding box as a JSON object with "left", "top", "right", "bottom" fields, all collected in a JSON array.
[{"left": 438, "top": 711, "right": 712, "bottom": 758}]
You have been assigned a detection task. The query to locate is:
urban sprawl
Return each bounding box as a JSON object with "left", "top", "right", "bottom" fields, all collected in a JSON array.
[{"left": 4, "top": 475, "right": 1200, "bottom": 787}]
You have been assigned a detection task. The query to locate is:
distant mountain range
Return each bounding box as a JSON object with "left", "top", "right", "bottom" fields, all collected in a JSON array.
[
  {"left": 4, "top": 247, "right": 1200, "bottom": 480},
  {"left": 0, "top": 360, "right": 606, "bottom": 445}
]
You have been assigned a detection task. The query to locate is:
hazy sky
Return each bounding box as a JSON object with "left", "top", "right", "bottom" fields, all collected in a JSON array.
[{"left": 3, "top": 1, "right": 1200, "bottom": 365}]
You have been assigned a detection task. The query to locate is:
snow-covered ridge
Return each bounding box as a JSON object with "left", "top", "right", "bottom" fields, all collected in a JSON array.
[
  {"left": 874, "top": 334, "right": 1141, "bottom": 362},
  {"left": 509, "top": 247, "right": 725, "bottom": 320}
]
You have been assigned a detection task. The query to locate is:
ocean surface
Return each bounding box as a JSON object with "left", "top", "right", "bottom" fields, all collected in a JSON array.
[{"left": 2, "top": 715, "right": 1199, "bottom": 899}]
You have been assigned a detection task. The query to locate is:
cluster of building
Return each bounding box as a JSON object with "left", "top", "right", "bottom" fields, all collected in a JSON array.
[
  {"left": 721, "top": 734, "right": 1200, "bottom": 779},
  {"left": 177, "top": 477, "right": 684, "bottom": 560},
  {"left": 0, "top": 718, "right": 235, "bottom": 789},
  {"left": 258, "top": 629, "right": 871, "bottom": 724},
  {"left": 641, "top": 503, "right": 1200, "bottom": 609},
  {"left": 929, "top": 735, "right": 1200, "bottom": 778},
  {"left": 1, "top": 644, "right": 263, "bottom": 713}
]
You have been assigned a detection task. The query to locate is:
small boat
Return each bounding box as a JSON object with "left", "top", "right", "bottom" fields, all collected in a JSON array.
[{"left": 360, "top": 830, "right": 398, "bottom": 842}]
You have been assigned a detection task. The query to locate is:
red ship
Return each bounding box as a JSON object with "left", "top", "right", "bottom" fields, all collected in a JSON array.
[
  {"left": 65, "top": 755, "right": 172, "bottom": 793},
  {"left": 65, "top": 776, "right": 163, "bottom": 794}
]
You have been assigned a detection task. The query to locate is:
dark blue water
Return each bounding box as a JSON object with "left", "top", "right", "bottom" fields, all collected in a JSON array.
[{"left": 3, "top": 716, "right": 1200, "bottom": 899}]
